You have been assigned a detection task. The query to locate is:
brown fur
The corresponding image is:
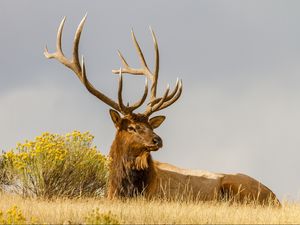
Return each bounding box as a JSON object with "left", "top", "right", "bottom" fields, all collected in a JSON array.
[
  {"left": 107, "top": 113, "right": 158, "bottom": 198},
  {"left": 107, "top": 112, "right": 280, "bottom": 205}
]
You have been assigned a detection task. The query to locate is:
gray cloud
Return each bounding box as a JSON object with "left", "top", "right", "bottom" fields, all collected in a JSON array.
[{"left": 1, "top": 0, "right": 300, "bottom": 200}]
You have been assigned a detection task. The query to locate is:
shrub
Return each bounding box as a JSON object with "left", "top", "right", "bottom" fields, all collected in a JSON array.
[
  {"left": 3, "top": 131, "right": 108, "bottom": 198},
  {"left": 85, "top": 208, "right": 120, "bottom": 225},
  {"left": 0, "top": 205, "right": 36, "bottom": 224}
]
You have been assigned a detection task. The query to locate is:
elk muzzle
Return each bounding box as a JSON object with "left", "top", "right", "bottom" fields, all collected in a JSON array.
[{"left": 147, "top": 135, "right": 163, "bottom": 151}]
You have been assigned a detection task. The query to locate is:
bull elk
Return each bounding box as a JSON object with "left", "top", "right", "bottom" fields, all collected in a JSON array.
[{"left": 44, "top": 15, "right": 280, "bottom": 205}]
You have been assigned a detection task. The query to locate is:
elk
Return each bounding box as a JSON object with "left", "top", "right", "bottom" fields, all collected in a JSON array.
[{"left": 44, "top": 15, "right": 280, "bottom": 205}]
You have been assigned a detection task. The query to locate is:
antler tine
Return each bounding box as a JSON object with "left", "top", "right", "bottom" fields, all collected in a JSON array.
[
  {"left": 117, "top": 70, "right": 127, "bottom": 113},
  {"left": 117, "top": 69, "right": 149, "bottom": 114},
  {"left": 111, "top": 30, "right": 152, "bottom": 79},
  {"left": 72, "top": 14, "right": 87, "bottom": 74},
  {"left": 53, "top": 16, "right": 66, "bottom": 56},
  {"left": 44, "top": 17, "right": 68, "bottom": 65},
  {"left": 129, "top": 78, "right": 148, "bottom": 111},
  {"left": 57, "top": 17, "right": 66, "bottom": 55},
  {"left": 117, "top": 50, "right": 129, "bottom": 68},
  {"left": 149, "top": 78, "right": 179, "bottom": 106},
  {"left": 155, "top": 80, "right": 183, "bottom": 112},
  {"left": 149, "top": 27, "right": 159, "bottom": 100},
  {"left": 145, "top": 80, "right": 183, "bottom": 116},
  {"left": 144, "top": 85, "right": 170, "bottom": 116},
  {"left": 131, "top": 30, "right": 152, "bottom": 78},
  {"left": 112, "top": 50, "right": 145, "bottom": 75}
]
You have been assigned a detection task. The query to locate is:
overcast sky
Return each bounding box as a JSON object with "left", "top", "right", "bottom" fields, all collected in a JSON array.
[{"left": 2, "top": 0, "right": 300, "bottom": 200}]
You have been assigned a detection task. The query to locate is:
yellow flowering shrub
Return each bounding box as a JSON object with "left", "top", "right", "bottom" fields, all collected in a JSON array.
[
  {"left": 0, "top": 205, "right": 36, "bottom": 224},
  {"left": 3, "top": 131, "right": 108, "bottom": 198}
]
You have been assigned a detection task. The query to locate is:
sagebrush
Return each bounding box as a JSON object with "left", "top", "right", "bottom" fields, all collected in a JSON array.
[{"left": 2, "top": 131, "right": 108, "bottom": 198}]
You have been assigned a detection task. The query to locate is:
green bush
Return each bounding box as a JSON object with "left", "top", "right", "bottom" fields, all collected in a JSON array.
[{"left": 2, "top": 131, "right": 108, "bottom": 198}]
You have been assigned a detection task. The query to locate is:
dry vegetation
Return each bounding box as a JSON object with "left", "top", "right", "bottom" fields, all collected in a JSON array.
[{"left": 0, "top": 192, "right": 300, "bottom": 224}]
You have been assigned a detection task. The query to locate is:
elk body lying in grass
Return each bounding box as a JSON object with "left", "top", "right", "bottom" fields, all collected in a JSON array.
[
  {"left": 44, "top": 15, "right": 280, "bottom": 205},
  {"left": 107, "top": 111, "right": 279, "bottom": 204}
]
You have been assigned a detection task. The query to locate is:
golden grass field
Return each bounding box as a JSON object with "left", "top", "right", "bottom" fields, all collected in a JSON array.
[{"left": 1, "top": 193, "right": 300, "bottom": 224}]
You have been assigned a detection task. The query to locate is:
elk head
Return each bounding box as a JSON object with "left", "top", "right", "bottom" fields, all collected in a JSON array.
[
  {"left": 44, "top": 15, "right": 182, "bottom": 170},
  {"left": 110, "top": 110, "right": 164, "bottom": 151}
]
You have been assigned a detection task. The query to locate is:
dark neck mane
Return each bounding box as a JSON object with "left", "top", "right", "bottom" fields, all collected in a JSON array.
[{"left": 108, "top": 135, "right": 156, "bottom": 198}]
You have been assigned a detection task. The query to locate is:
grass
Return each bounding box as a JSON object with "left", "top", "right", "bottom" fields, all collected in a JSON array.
[{"left": 0, "top": 192, "right": 300, "bottom": 224}]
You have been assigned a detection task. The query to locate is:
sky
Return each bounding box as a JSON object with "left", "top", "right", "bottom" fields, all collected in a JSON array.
[{"left": 1, "top": 0, "right": 300, "bottom": 200}]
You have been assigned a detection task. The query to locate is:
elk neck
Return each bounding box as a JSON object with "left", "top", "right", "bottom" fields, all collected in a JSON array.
[{"left": 108, "top": 131, "right": 156, "bottom": 197}]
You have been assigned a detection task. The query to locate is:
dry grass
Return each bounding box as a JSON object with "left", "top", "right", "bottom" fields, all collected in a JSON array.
[{"left": 0, "top": 193, "right": 300, "bottom": 224}]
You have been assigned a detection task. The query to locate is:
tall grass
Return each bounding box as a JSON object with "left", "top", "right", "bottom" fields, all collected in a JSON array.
[{"left": 0, "top": 192, "right": 299, "bottom": 224}]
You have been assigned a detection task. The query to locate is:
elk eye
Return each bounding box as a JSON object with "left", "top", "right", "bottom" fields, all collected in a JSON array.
[{"left": 128, "top": 126, "right": 136, "bottom": 132}]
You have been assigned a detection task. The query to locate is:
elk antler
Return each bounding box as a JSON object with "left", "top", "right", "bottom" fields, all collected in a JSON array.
[
  {"left": 44, "top": 15, "right": 148, "bottom": 115},
  {"left": 112, "top": 28, "right": 183, "bottom": 116}
]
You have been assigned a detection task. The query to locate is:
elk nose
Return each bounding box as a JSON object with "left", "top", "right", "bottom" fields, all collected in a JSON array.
[{"left": 152, "top": 136, "right": 162, "bottom": 147}]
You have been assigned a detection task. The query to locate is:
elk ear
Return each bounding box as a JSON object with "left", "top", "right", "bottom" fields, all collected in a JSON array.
[
  {"left": 109, "top": 109, "right": 122, "bottom": 128},
  {"left": 149, "top": 116, "right": 166, "bottom": 129}
]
